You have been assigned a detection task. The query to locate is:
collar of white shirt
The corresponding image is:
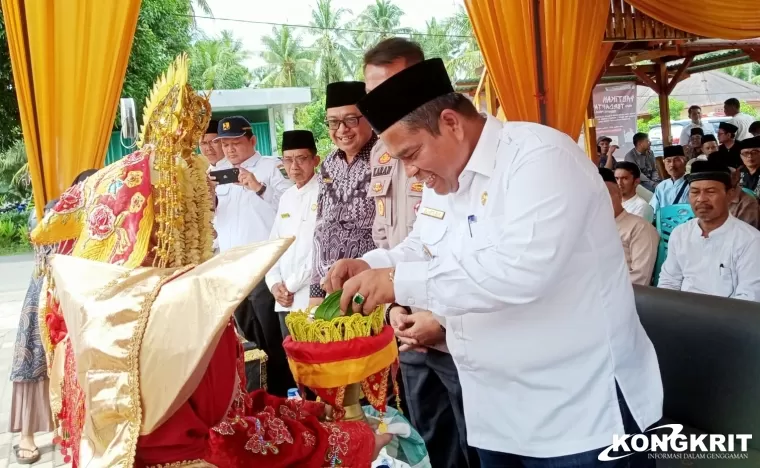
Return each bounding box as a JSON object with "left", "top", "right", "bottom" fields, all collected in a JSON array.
[
  {"left": 460, "top": 116, "right": 503, "bottom": 180},
  {"left": 691, "top": 215, "right": 738, "bottom": 240},
  {"left": 296, "top": 174, "right": 319, "bottom": 194}
]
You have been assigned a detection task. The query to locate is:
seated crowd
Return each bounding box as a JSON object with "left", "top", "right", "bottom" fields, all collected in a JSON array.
[{"left": 596, "top": 99, "right": 760, "bottom": 301}]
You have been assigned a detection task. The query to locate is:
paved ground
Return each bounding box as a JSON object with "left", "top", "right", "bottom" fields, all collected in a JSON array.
[{"left": 0, "top": 254, "right": 68, "bottom": 467}]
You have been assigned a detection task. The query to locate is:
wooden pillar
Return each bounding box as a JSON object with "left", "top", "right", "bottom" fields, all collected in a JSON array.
[{"left": 655, "top": 61, "right": 670, "bottom": 180}]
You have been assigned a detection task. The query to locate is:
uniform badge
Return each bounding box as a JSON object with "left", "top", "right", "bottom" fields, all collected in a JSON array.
[
  {"left": 379, "top": 152, "right": 391, "bottom": 164},
  {"left": 413, "top": 201, "right": 421, "bottom": 214},
  {"left": 222, "top": 121, "right": 231, "bottom": 131},
  {"left": 481, "top": 191, "right": 488, "bottom": 206},
  {"left": 281, "top": 213, "right": 290, "bottom": 219},
  {"left": 323, "top": 177, "right": 333, "bottom": 184},
  {"left": 377, "top": 198, "right": 385, "bottom": 216},
  {"left": 411, "top": 182, "right": 424, "bottom": 193},
  {"left": 373, "top": 182, "right": 383, "bottom": 193},
  {"left": 278, "top": 164, "right": 288, "bottom": 178},
  {"left": 421, "top": 207, "right": 445, "bottom": 219},
  {"left": 311, "top": 203, "right": 317, "bottom": 211}
]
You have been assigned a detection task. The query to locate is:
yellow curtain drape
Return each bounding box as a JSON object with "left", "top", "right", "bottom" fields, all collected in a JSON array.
[
  {"left": 626, "top": 0, "right": 760, "bottom": 39},
  {"left": 1, "top": 0, "right": 141, "bottom": 218},
  {"left": 464, "top": 0, "right": 612, "bottom": 138}
]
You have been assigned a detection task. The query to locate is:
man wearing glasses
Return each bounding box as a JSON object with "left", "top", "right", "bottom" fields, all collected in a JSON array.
[
  {"left": 309, "top": 81, "right": 378, "bottom": 305},
  {"left": 266, "top": 130, "right": 322, "bottom": 337}
]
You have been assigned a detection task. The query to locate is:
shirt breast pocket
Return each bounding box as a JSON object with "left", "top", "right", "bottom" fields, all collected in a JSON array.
[
  {"left": 215, "top": 185, "right": 232, "bottom": 204},
  {"left": 419, "top": 219, "right": 448, "bottom": 259},
  {"left": 368, "top": 176, "right": 392, "bottom": 226},
  {"left": 717, "top": 263, "right": 735, "bottom": 297}
]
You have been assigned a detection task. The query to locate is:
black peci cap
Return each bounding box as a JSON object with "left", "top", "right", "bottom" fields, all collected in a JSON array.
[{"left": 281, "top": 130, "right": 317, "bottom": 152}]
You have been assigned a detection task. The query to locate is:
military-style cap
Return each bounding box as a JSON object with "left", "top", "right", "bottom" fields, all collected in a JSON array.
[
  {"left": 663, "top": 145, "right": 685, "bottom": 158},
  {"left": 719, "top": 122, "right": 738, "bottom": 134},
  {"left": 597, "top": 135, "right": 612, "bottom": 144},
  {"left": 282, "top": 130, "right": 317, "bottom": 152},
  {"left": 357, "top": 58, "right": 454, "bottom": 134},
  {"left": 690, "top": 127, "right": 704, "bottom": 137},
  {"left": 205, "top": 119, "right": 219, "bottom": 135},
  {"left": 739, "top": 136, "right": 760, "bottom": 150},
  {"left": 688, "top": 160, "right": 731, "bottom": 187},
  {"left": 325, "top": 81, "right": 367, "bottom": 109},
  {"left": 701, "top": 134, "right": 717, "bottom": 144},
  {"left": 215, "top": 116, "right": 252, "bottom": 140}
]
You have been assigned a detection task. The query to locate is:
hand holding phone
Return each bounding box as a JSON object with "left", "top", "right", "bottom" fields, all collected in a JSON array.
[{"left": 209, "top": 168, "right": 240, "bottom": 185}]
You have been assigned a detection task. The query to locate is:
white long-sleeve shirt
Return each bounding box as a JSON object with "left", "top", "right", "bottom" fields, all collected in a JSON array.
[
  {"left": 658, "top": 216, "right": 760, "bottom": 300},
  {"left": 265, "top": 176, "right": 319, "bottom": 312},
  {"left": 728, "top": 112, "right": 756, "bottom": 141},
  {"left": 214, "top": 153, "right": 293, "bottom": 252},
  {"left": 363, "top": 117, "right": 662, "bottom": 457}
]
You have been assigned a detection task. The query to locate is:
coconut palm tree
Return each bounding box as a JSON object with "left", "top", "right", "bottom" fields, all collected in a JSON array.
[
  {"left": 259, "top": 26, "right": 314, "bottom": 88},
  {"left": 446, "top": 5, "right": 483, "bottom": 80},
  {"left": 0, "top": 141, "right": 30, "bottom": 204},
  {"left": 309, "top": 0, "right": 354, "bottom": 89},
  {"left": 412, "top": 18, "right": 456, "bottom": 75},
  {"left": 353, "top": 0, "right": 409, "bottom": 50},
  {"left": 189, "top": 30, "right": 252, "bottom": 90}
]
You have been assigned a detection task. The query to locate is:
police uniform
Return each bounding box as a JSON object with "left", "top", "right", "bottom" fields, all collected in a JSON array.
[
  {"left": 369, "top": 139, "right": 423, "bottom": 249},
  {"left": 358, "top": 59, "right": 662, "bottom": 465},
  {"left": 215, "top": 116, "right": 295, "bottom": 397}
]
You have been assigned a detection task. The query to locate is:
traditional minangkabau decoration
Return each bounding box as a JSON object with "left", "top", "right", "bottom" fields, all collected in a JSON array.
[
  {"left": 283, "top": 299, "right": 400, "bottom": 423},
  {"left": 30, "top": 54, "right": 215, "bottom": 467}
]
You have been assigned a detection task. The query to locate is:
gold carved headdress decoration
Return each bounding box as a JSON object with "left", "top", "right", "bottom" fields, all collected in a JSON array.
[{"left": 139, "top": 54, "right": 214, "bottom": 268}]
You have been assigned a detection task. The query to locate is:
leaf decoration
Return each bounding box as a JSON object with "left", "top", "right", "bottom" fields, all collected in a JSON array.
[{"left": 313, "top": 290, "right": 346, "bottom": 321}]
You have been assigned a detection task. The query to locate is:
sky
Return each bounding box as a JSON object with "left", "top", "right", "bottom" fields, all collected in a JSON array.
[{"left": 197, "top": 0, "right": 465, "bottom": 69}]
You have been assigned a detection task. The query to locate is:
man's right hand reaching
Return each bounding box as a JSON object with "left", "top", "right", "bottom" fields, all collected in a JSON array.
[{"left": 323, "top": 259, "right": 371, "bottom": 294}]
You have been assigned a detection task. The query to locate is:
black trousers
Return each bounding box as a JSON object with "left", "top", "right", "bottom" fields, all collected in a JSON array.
[
  {"left": 234, "top": 280, "right": 295, "bottom": 397},
  {"left": 401, "top": 348, "right": 480, "bottom": 468}
]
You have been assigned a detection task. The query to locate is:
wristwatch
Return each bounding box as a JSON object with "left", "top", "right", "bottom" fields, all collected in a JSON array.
[{"left": 256, "top": 183, "right": 267, "bottom": 196}]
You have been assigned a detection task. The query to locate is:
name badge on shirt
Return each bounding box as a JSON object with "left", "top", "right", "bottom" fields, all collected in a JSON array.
[
  {"left": 420, "top": 207, "right": 445, "bottom": 219},
  {"left": 281, "top": 213, "right": 291, "bottom": 219}
]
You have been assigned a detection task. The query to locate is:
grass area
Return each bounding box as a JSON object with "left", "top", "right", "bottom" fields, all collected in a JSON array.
[{"left": 0, "top": 244, "right": 32, "bottom": 256}]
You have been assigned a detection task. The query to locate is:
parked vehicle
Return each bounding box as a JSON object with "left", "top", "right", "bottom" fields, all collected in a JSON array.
[{"left": 649, "top": 117, "right": 730, "bottom": 157}]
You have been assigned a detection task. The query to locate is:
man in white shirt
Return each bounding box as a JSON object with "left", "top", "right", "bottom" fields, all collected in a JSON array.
[
  {"left": 212, "top": 115, "right": 295, "bottom": 396},
  {"left": 659, "top": 160, "right": 760, "bottom": 300},
  {"left": 614, "top": 161, "right": 654, "bottom": 222},
  {"left": 199, "top": 119, "right": 225, "bottom": 168},
  {"left": 324, "top": 59, "right": 662, "bottom": 466},
  {"left": 650, "top": 145, "right": 689, "bottom": 214},
  {"left": 725, "top": 97, "right": 755, "bottom": 141},
  {"left": 265, "top": 130, "right": 320, "bottom": 338},
  {"left": 678, "top": 105, "right": 712, "bottom": 146},
  {"left": 200, "top": 120, "right": 224, "bottom": 253},
  {"left": 601, "top": 168, "right": 660, "bottom": 286}
]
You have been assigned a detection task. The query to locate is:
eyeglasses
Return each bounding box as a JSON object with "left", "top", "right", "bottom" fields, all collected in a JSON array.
[
  {"left": 740, "top": 149, "right": 760, "bottom": 158},
  {"left": 325, "top": 116, "right": 363, "bottom": 130},
  {"left": 282, "top": 155, "right": 313, "bottom": 165}
]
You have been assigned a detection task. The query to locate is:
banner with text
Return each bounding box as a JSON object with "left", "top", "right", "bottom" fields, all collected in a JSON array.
[{"left": 593, "top": 83, "right": 637, "bottom": 158}]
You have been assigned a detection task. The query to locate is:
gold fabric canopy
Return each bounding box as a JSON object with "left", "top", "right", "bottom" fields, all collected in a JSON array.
[{"left": 0, "top": 0, "right": 141, "bottom": 219}]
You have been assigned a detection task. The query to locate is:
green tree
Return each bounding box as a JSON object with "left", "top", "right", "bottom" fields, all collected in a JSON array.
[
  {"left": 189, "top": 30, "right": 252, "bottom": 90},
  {"left": 353, "top": 0, "right": 408, "bottom": 50},
  {"left": 0, "top": 10, "right": 21, "bottom": 152},
  {"left": 446, "top": 5, "right": 483, "bottom": 80},
  {"left": 294, "top": 97, "right": 332, "bottom": 157},
  {"left": 0, "top": 141, "right": 30, "bottom": 205},
  {"left": 309, "top": 0, "right": 354, "bottom": 88},
  {"left": 121, "top": 0, "right": 194, "bottom": 126},
  {"left": 259, "top": 26, "right": 313, "bottom": 88},
  {"left": 740, "top": 100, "right": 759, "bottom": 119},
  {"left": 645, "top": 97, "right": 686, "bottom": 125},
  {"left": 412, "top": 18, "right": 455, "bottom": 75}
]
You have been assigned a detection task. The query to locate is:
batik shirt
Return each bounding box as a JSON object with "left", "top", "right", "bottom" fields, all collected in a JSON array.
[{"left": 310, "top": 135, "right": 378, "bottom": 298}]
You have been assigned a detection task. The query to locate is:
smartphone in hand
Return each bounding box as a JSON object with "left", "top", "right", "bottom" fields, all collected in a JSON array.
[{"left": 209, "top": 168, "right": 240, "bottom": 185}]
